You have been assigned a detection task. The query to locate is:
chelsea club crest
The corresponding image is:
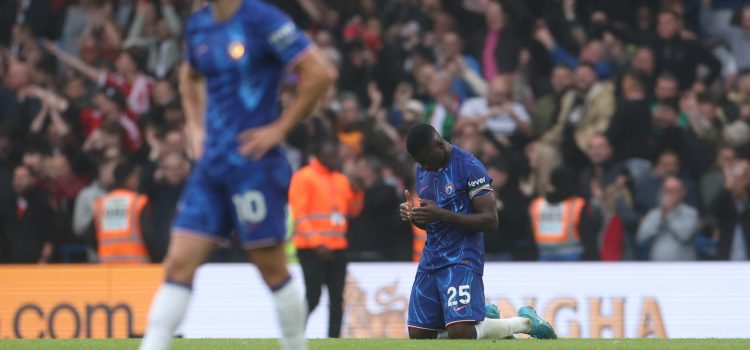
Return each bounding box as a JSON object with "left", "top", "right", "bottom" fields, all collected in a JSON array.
[{"left": 444, "top": 183, "right": 455, "bottom": 195}]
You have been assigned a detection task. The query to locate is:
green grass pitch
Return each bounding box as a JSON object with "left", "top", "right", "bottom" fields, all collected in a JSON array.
[{"left": 0, "top": 339, "right": 748, "bottom": 350}]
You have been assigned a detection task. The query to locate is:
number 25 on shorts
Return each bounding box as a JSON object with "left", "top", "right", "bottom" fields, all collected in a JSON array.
[
  {"left": 232, "top": 190, "right": 268, "bottom": 224},
  {"left": 447, "top": 285, "right": 471, "bottom": 307}
]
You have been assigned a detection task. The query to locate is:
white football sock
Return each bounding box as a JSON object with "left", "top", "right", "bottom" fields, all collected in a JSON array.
[
  {"left": 272, "top": 278, "right": 307, "bottom": 350},
  {"left": 437, "top": 330, "right": 448, "bottom": 339},
  {"left": 474, "top": 317, "right": 531, "bottom": 339},
  {"left": 139, "top": 282, "right": 192, "bottom": 350}
]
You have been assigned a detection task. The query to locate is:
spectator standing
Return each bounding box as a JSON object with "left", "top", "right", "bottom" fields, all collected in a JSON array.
[
  {"left": 142, "top": 152, "right": 191, "bottom": 262},
  {"left": 124, "top": 0, "right": 182, "bottom": 78},
  {"left": 530, "top": 64, "right": 573, "bottom": 138},
  {"left": 540, "top": 64, "right": 616, "bottom": 171},
  {"left": 480, "top": 0, "right": 525, "bottom": 81},
  {"left": 73, "top": 160, "right": 117, "bottom": 262},
  {"left": 43, "top": 153, "right": 88, "bottom": 261},
  {"left": 290, "top": 140, "right": 363, "bottom": 338},
  {"left": 458, "top": 76, "right": 533, "bottom": 147},
  {"left": 710, "top": 160, "right": 750, "bottom": 260},
  {"left": 528, "top": 166, "right": 593, "bottom": 261},
  {"left": 637, "top": 176, "right": 699, "bottom": 261},
  {"left": 653, "top": 10, "right": 721, "bottom": 89},
  {"left": 534, "top": 25, "right": 612, "bottom": 79},
  {"left": 701, "top": 146, "right": 736, "bottom": 211},
  {"left": 579, "top": 135, "right": 626, "bottom": 201},
  {"left": 636, "top": 150, "right": 701, "bottom": 214},
  {"left": 587, "top": 171, "right": 639, "bottom": 261},
  {"left": 437, "top": 31, "right": 486, "bottom": 101},
  {"left": 423, "top": 71, "right": 460, "bottom": 141},
  {"left": 44, "top": 42, "right": 154, "bottom": 116},
  {"left": 347, "top": 157, "right": 410, "bottom": 261},
  {"left": 726, "top": 68, "right": 750, "bottom": 121},
  {"left": 1, "top": 164, "right": 54, "bottom": 263},
  {"left": 80, "top": 87, "right": 143, "bottom": 154},
  {"left": 93, "top": 161, "right": 155, "bottom": 264},
  {"left": 485, "top": 157, "right": 535, "bottom": 261},
  {"left": 606, "top": 71, "right": 653, "bottom": 162},
  {"left": 701, "top": 3, "right": 750, "bottom": 72}
]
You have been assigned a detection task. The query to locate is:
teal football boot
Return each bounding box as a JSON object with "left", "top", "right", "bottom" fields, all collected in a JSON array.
[{"left": 518, "top": 306, "right": 557, "bottom": 339}]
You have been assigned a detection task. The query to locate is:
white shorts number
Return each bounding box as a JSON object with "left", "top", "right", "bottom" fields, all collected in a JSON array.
[
  {"left": 232, "top": 191, "right": 267, "bottom": 224},
  {"left": 447, "top": 285, "right": 471, "bottom": 307}
]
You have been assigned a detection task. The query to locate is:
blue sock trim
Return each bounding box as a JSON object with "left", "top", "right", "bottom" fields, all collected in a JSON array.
[
  {"left": 270, "top": 275, "right": 292, "bottom": 292},
  {"left": 472, "top": 327, "right": 478, "bottom": 339},
  {"left": 166, "top": 279, "right": 193, "bottom": 290}
]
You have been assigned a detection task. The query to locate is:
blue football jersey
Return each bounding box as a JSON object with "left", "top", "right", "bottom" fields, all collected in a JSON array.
[
  {"left": 185, "top": 0, "right": 312, "bottom": 176},
  {"left": 415, "top": 145, "right": 493, "bottom": 275}
]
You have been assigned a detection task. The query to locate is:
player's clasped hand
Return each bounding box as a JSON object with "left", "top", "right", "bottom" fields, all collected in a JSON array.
[
  {"left": 237, "top": 122, "right": 287, "bottom": 160},
  {"left": 400, "top": 190, "right": 414, "bottom": 222},
  {"left": 412, "top": 199, "right": 443, "bottom": 225}
]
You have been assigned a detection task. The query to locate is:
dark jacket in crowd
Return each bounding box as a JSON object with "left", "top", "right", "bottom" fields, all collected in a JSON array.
[
  {"left": 606, "top": 98, "right": 653, "bottom": 161},
  {"left": 144, "top": 183, "right": 183, "bottom": 262},
  {"left": 579, "top": 161, "right": 627, "bottom": 201},
  {"left": 347, "top": 181, "right": 411, "bottom": 261},
  {"left": 650, "top": 126, "right": 712, "bottom": 180},
  {"left": 711, "top": 189, "right": 750, "bottom": 260},
  {"left": 653, "top": 37, "right": 722, "bottom": 89},
  {"left": 0, "top": 189, "right": 55, "bottom": 263},
  {"left": 485, "top": 184, "right": 537, "bottom": 261}
]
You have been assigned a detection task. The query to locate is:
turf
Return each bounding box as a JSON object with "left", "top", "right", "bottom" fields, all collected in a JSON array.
[{"left": 0, "top": 339, "right": 748, "bottom": 350}]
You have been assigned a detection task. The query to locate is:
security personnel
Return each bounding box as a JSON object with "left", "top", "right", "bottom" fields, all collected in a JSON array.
[
  {"left": 93, "top": 161, "right": 154, "bottom": 264},
  {"left": 528, "top": 166, "right": 590, "bottom": 261},
  {"left": 290, "top": 139, "right": 363, "bottom": 338},
  {"left": 409, "top": 190, "right": 427, "bottom": 262}
]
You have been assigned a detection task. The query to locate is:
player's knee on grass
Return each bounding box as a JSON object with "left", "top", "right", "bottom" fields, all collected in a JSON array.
[
  {"left": 446, "top": 322, "right": 475, "bottom": 339},
  {"left": 408, "top": 327, "right": 438, "bottom": 339}
]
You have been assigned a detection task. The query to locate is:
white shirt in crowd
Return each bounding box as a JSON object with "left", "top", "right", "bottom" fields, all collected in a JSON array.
[{"left": 459, "top": 98, "right": 530, "bottom": 137}]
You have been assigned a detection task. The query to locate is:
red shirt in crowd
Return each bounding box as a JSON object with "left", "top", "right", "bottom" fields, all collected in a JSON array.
[
  {"left": 79, "top": 109, "right": 143, "bottom": 153},
  {"left": 99, "top": 72, "right": 155, "bottom": 116}
]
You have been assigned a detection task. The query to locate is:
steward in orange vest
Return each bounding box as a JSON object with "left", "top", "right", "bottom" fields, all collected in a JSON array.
[
  {"left": 528, "top": 167, "right": 595, "bottom": 261},
  {"left": 408, "top": 190, "right": 427, "bottom": 262},
  {"left": 289, "top": 140, "right": 363, "bottom": 338},
  {"left": 93, "top": 162, "right": 154, "bottom": 264}
]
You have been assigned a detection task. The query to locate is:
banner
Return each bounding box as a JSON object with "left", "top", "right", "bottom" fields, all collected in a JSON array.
[
  {"left": 0, "top": 265, "right": 161, "bottom": 339},
  {"left": 1, "top": 263, "right": 748, "bottom": 339}
]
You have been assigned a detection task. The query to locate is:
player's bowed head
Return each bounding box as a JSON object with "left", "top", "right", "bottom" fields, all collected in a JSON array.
[{"left": 406, "top": 124, "right": 451, "bottom": 172}]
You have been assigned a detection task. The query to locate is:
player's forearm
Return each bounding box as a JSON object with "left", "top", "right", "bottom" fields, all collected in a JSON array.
[
  {"left": 276, "top": 48, "right": 337, "bottom": 134},
  {"left": 179, "top": 65, "right": 206, "bottom": 127},
  {"left": 180, "top": 64, "right": 206, "bottom": 158},
  {"left": 439, "top": 210, "right": 498, "bottom": 233}
]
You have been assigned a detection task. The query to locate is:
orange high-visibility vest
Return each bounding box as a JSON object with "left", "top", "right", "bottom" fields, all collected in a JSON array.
[
  {"left": 290, "top": 158, "right": 364, "bottom": 250},
  {"left": 412, "top": 226, "right": 426, "bottom": 262},
  {"left": 93, "top": 189, "right": 149, "bottom": 264},
  {"left": 410, "top": 194, "right": 426, "bottom": 262},
  {"left": 529, "top": 196, "right": 585, "bottom": 246}
]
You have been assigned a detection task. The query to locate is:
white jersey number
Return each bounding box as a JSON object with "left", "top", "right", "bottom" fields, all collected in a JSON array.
[
  {"left": 447, "top": 285, "right": 471, "bottom": 307},
  {"left": 232, "top": 191, "right": 267, "bottom": 224}
]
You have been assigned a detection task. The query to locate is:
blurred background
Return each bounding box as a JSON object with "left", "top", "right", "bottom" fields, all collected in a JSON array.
[{"left": 1, "top": 0, "right": 750, "bottom": 266}]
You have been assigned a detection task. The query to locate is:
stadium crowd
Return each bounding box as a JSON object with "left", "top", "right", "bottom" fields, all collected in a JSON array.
[{"left": 1, "top": 0, "right": 750, "bottom": 264}]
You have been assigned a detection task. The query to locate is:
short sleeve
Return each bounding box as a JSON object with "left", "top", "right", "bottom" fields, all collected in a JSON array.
[
  {"left": 512, "top": 103, "right": 531, "bottom": 123},
  {"left": 459, "top": 98, "right": 484, "bottom": 119},
  {"left": 254, "top": 1, "right": 312, "bottom": 65},
  {"left": 465, "top": 158, "right": 493, "bottom": 199}
]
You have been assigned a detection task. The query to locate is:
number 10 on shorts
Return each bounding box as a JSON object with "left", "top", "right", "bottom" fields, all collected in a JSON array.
[
  {"left": 233, "top": 191, "right": 268, "bottom": 224},
  {"left": 447, "top": 285, "right": 471, "bottom": 307}
]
